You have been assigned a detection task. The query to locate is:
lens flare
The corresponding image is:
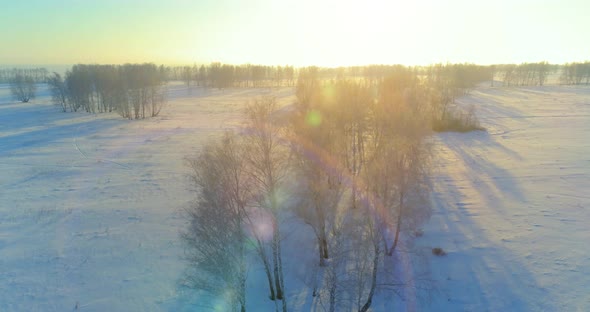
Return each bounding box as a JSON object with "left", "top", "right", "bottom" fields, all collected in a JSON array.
[
  {"left": 244, "top": 206, "right": 274, "bottom": 242},
  {"left": 306, "top": 110, "right": 322, "bottom": 127}
]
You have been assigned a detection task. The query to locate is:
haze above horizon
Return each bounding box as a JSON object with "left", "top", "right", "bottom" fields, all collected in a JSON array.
[{"left": 1, "top": 0, "right": 588, "bottom": 67}]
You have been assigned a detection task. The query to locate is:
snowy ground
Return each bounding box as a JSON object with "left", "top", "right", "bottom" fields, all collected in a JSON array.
[
  {"left": 414, "top": 85, "right": 590, "bottom": 311},
  {"left": 0, "top": 84, "right": 295, "bottom": 311},
  {"left": 1, "top": 83, "right": 588, "bottom": 311}
]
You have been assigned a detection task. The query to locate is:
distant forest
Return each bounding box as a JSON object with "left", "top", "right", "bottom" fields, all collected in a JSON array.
[
  {"left": 4, "top": 61, "right": 590, "bottom": 125},
  {"left": 2, "top": 61, "right": 590, "bottom": 86}
]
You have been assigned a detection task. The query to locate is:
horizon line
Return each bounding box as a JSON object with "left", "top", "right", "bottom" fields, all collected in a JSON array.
[{"left": 1, "top": 60, "right": 588, "bottom": 70}]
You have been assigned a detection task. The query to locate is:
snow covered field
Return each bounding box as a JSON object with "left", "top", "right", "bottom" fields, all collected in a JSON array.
[
  {"left": 0, "top": 84, "right": 295, "bottom": 311},
  {"left": 1, "top": 83, "right": 588, "bottom": 311},
  {"left": 415, "top": 85, "right": 590, "bottom": 311}
]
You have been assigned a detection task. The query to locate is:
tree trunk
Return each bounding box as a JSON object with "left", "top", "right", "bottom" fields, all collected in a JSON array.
[
  {"left": 277, "top": 227, "right": 288, "bottom": 312},
  {"left": 240, "top": 236, "right": 247, "bottom": 312},
  {"left": 322, "top": 237, "right": 329, "bottom": 259},
  {"left": 359, "top": 244, "right": 380, "bottom": 312},
  {"left": 273, "top": 222, "right": 283, "bottom": 300},
  {"left": 352, "top": 126, "right": 358, "bottom": 209},
  {"left": 315, "top": 197, "right": 329, "bottom": 265},
  {"left": 318, "top": 236, "right": 326, "bottom": 267},
  {"left": 388, "top": 190, "right": 404, "bottom": 256},
  {"left": 329, "top": 277, "right": 336, "bottom": 312},
  {"left": 239, "top": 270, "right": 246, "bottom": 312},
  {"left": 264, "top": 254, "right": 276, "bottom": 300},
  {"left": 256, "top": 241, "right": 275, "bottom": 300}
]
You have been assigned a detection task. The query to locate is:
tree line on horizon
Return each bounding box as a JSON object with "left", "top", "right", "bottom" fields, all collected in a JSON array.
[
  {"left": 5, "top": 61, "right": 590, "bottom": 87},
  {"left": 170, "top": 63, "right": 297, "bottom": 88},
  {"left": 6, "top": 61, "right": 590, "bottom": 122},
  {"left": 0, "top": 67, "right": 48, "bottom": 84},
  {"left": 1, "top": 62, "right": 491, "bottom": 130},
  {"left": 560, "top": 61, "right": 590, "bottom": 85}
]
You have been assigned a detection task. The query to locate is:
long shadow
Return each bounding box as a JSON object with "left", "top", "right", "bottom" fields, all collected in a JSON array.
[
  {"left": 0, "top": 116, "right": 123, "bottom": 156},
  {"left": 463, "top": 89, "right": 527, "bottom": 120},
  {"left": 422, "top": 175, "right": 557, "bottom": 311},
  {"left": 0, "top": 84, "right": 15, "bottom": 103},
  {"left": 0, "top": 104, "right": 78, "bottom": 133},
  {"left": 438, "top": 131, "right": 525, "bottom": 212},
  {"left": 417, "top": 121, "right": 558, "bottom": 310}
]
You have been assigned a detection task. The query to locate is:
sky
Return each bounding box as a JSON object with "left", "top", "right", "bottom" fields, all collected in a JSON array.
[{"left": 0, "top": 0, "right": 588, "bottom": 67}]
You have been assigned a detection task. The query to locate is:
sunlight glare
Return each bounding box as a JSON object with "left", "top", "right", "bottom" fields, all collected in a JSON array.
[{"left": 306, "top": 110, "right": 322, "bottom": 127}]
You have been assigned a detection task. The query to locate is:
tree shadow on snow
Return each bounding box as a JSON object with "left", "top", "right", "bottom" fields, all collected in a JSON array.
[
  {"left": 414, "top": 130, "right": 558, "bottom": 311},
  {"left": 0, "top": 111, "right": 123, "bottom": 156},
  {"left": 439, "top": 131, "right": 525, "bottom": 212}
]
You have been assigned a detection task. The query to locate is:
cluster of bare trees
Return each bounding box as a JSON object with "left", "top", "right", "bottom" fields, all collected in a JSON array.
[
  {"left": 497, "top": 62, "right": 553, "bottom": 86},
  {"left": 280, "top": 64, "right": 490, "bottom": 87},
  {"left": 184, "top": 98, "right": 290, "bottom": 312},
  {"left": 425, "top": 63, "right": 491, "bottom": 91},
  {"left": 291, "top": 71, "right": 432, "bottom": 312},
  {"left": 418, "top": 64, "right": 487, "bottom": 132},
  {"left": 184, "top": 70, "right": 432, "bottom": 311},
  {"left": 47, "top": 64, "right": 166, "bottom": 118},
  {"left": 167, "top": 63, "right": 296, "bottom": 88},
  {"left": 560, "top": 62, "right": 590, "bottom": 85},
  {"left": 293, "top": 64, "right": 420, "bottom": 82},
  {"left": 0, "top": 68, "right": 48, "bottom": 83},
  {"left": 293, "top": 64, "right": 489, "bottom": 131}
]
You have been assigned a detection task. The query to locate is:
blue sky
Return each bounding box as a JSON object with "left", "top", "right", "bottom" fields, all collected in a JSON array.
[{"left": 1, "top": 0, "right": 588, "bottom": 66}]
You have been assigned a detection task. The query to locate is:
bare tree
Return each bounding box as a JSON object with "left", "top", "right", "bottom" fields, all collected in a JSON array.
[
  {"left": 183, "top": 132, "right": 251, "bottom": 312},
  {"left": 0, "top": 68, "right": 47, "bottom": 84},
  {"left": 291, "top": 75, "right": 345, "bottom": 267},
  {"left": 354, "top": 76, "right": 430, "bottom": 311},
  {"left": 292, "top": 157, "right": 343, "bottom": 267},
  {"left": 331, "top": 80, "right": 372, "bottom": 209},
  {"left": 243, "top": 97, "right": 290, "bottom": 311},
  {"left": 10, "top": 73, "right": 36, "bottom": 103},
  {"left": 489, "top": 65, "right": 496, "bottom": 87},
  {"left": 47, "top": 73, "right": 68, "bottom": 112},
  {"left": 313, "top": 221, "right": 347, "bottom": 312},
  {"left": 374, "top": 78, "right": 432, "bottom": 254},
  {"left": 182, "top": 66, "right": 193, "bottom": 90},
  {"left": 536, "top": 61, "right": 550, "bottom": 86}
]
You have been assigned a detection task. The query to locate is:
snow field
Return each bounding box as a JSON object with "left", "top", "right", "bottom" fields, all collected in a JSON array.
[{"left": 1, "top": 82, "right": 588, "bottom": 311}]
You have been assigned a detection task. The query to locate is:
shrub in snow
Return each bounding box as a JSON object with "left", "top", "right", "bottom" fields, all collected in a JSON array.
[
  {"left": 9, "top": 73, "right": 36, "bottom": 103},
  {"left": 432, "top": 105, "right": 485, "bottom": 133}
]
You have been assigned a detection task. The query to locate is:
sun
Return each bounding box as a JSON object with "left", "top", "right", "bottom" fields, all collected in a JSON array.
[{"left": 281, "top": 0, "right": 430, "bottom": 67}]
